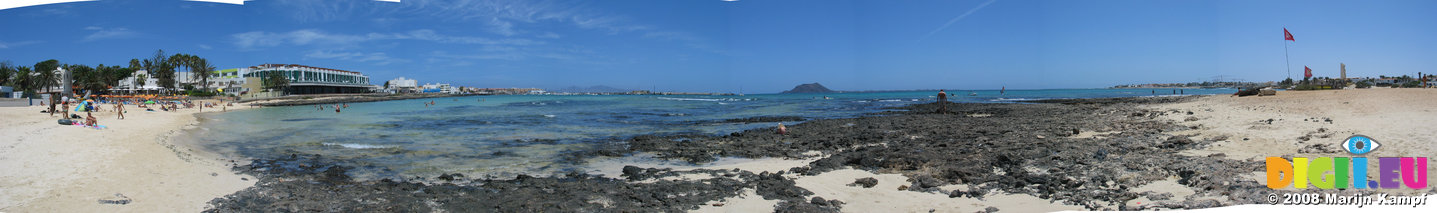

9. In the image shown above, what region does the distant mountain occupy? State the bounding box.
[551,85,633,93]
[780,83,836,93]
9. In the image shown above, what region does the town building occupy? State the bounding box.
[240,64,372,94]
[387,77,419,93]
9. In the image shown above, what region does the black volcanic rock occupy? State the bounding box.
[781,83,836,93]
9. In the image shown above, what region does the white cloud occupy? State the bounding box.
[304,50,410,65]
[82,27,140,42]
[230,29,541,49]
[273,0,652,37]
[0,40,42,49]
[198,44,213,49]
[921,0,999,41]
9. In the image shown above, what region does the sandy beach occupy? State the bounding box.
[5,89,1435,212]
[1155,88,1437,192]
[0,101,253,212]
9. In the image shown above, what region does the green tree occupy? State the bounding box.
[188,57,216,92]
[14,66,33,95]
[142,50,174,94]
[263,73,289,94]
[34,59,60,95]
[103,65,135,90]
[67,64,101,94]
[0,61,13,86]
[133,73,147,89]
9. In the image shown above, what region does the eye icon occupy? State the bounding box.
[1343,135,1380,155]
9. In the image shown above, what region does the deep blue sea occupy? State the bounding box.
[189,88,1234,180]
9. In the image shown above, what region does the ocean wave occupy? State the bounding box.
[323,143,397,149]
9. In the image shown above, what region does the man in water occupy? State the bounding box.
[936,89,948,113]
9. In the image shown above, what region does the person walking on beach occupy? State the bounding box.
[115,103,125,120]
[936,89,948,113]
[777,122,788,135]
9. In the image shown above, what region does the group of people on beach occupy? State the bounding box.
[38,96,240,129]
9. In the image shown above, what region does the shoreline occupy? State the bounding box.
[7,89,1435,211]
[201,94,1231,211]
[242,93,480,106]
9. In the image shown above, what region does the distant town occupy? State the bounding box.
[1113,74,1436,90]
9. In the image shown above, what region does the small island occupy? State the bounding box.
[780,83,836,93]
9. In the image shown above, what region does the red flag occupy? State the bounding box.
[1284,28,1295,41]
[1304,66,1312,78]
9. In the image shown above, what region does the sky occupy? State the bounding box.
[0,0,1434,93]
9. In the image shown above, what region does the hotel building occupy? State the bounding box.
[241,64,373,94]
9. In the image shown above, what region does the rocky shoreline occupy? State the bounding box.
[205,96,1279,211]
[241,93,479,107]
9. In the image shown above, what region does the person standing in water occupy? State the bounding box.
[936,89,948,113]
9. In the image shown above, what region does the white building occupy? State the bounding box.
[388,77,418,89]
[422,83,457,94]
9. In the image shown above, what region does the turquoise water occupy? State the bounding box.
[191,88,1233,180]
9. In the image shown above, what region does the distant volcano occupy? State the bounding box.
[780,83,836,93]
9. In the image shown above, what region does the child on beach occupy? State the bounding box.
[777,123,788,135]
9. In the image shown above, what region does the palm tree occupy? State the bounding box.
[134,73,147,91]
[142,50,173,94]
[67,64,100,94]
[14,66,33,95]
[189,57,216,92]
[34,59,60,96]
[0,61,14,87]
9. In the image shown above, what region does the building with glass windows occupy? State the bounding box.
[240,64,373,94]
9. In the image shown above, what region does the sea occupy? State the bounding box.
[186,88,1235,180]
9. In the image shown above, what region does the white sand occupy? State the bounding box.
[0,101,254,212]
[792,169,1086,213]
[1155,88,1437,187]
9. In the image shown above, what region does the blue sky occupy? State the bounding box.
[1,0,1434,93]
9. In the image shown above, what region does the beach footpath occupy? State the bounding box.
[0,102,254,212]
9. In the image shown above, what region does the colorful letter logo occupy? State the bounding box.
[1265,135,1428,189]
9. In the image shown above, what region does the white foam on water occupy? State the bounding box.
[323,143,396,149]
[656,97,752,102]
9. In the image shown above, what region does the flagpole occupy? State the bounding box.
[1285,37,1291,82]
